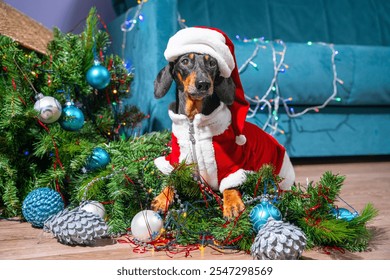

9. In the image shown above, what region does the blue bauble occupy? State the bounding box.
[22,187,64,228]
[59,102,85,131]
[85,147,111,171]
[331,207,358,221]
[86,64,111,89]
[250,199,282,232]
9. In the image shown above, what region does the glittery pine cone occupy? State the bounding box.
[43,207,108,246]
[251,219,307,260]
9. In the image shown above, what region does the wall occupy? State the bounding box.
[4,0,116,33]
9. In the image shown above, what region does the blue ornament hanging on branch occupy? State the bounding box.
[86,62,111,90]
[59,102,85,131]
[22,187,64,228]
[84,147,111,171]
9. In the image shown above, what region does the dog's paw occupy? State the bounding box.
[151,186,174,213]
[223,189,245,220]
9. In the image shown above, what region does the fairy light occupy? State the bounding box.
[237,37,343,135]
[121,1,146,62]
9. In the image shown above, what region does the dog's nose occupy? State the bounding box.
[195,81,211,91]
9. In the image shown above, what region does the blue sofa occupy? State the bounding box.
[108,0,390,157]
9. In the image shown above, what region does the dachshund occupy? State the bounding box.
[151,52,295,220]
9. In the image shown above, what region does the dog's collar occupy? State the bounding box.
[168,103,231,137]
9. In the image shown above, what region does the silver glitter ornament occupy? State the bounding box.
[251,219,307,260]
[43,207,108,246]
[33,93,62,123]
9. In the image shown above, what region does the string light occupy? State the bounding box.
[121,1,147,63]
[237,38,343,135]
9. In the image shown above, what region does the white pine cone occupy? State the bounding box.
[251,219,307,260]
[43,207,108,246]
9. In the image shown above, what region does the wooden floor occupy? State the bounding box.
[1,159,389,260]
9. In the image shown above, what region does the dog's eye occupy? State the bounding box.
[181,58,189,65]
[209,60,217,68]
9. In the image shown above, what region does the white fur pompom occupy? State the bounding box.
[235,134,247,145]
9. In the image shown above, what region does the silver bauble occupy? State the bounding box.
[130,210,164,242]
[251,219,307,260]
[33,93,62,123]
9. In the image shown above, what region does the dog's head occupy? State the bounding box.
[154,52,235,117]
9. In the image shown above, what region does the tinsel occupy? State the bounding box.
[43,206,108,245]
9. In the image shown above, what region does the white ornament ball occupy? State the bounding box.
[80,201,106,219]
[131,210,164,242]
[33,93,62,123]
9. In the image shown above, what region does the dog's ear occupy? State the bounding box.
[154,63,174,99]
[214,76,235,105]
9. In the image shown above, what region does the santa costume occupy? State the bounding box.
[154,27,295,192]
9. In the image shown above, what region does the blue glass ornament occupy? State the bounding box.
[22,187,64,228]
[86,64,111,89]
[331,207,358,221]
[85,147,111,171]
[250,199,282,232]
[59,102,85,131]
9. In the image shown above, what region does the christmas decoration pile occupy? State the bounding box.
[43,201,108,246]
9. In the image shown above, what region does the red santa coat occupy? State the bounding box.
[154,103,286,192]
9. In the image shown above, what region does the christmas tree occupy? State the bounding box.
[0,7,147,230]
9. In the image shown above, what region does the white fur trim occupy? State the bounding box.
[235,134,247,145]
[169,103,231,139]
[154,156,174,175]
[168,103,232,190]
[278,153,295,190]
[164,27,235,78]
[219,169,247,193]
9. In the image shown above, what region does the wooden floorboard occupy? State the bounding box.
[1,160,389,260]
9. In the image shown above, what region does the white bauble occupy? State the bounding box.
[131,210,164,242]
[80,201,106,219]
[33,93,62,123]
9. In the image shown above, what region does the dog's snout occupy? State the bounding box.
[195,80,211,91]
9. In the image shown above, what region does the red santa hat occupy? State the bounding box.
[164,27,250,145]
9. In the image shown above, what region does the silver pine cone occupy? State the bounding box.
[251,219,307,260]
[43,207,108,246]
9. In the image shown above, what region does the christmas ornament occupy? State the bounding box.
[85,147,111,171]
[130,210,164,242]
[22,187,64,228]
[331,207,359,221]
[80,200,106,219]
[43,207,108,246]
[86,63,111,89]
[250,198,282,232]
[251,219,307,260]
[33,93,62,124]
[59,102,85,131]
